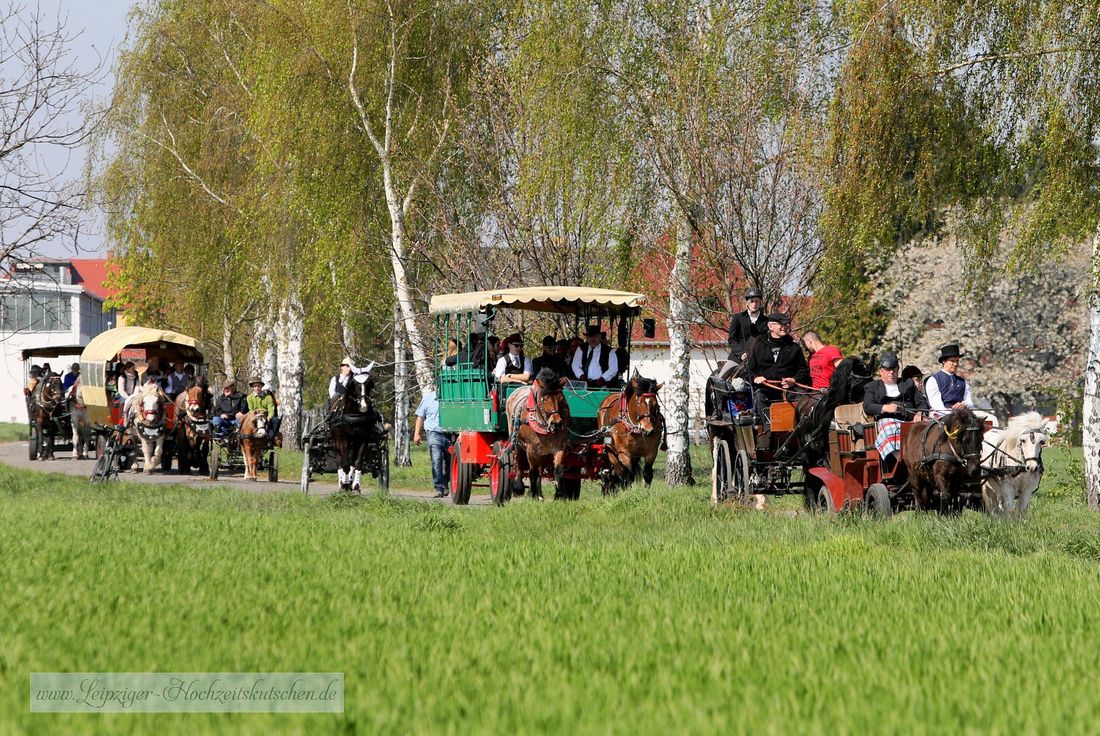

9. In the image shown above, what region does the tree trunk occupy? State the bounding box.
[393,303,412,467]
[380,158,434,393]
[665,222,695,486]
[1085,230,1100,509]
[222,313,236,383]
[275,289,305,451]
[330,260,359,359]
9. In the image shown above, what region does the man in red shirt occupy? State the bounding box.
[801,330,843,389]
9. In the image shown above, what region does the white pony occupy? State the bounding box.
[68,378,90,459]
[126,382,169,473]
[981,411,1048,518]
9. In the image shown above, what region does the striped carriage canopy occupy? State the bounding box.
[429,286,647,315]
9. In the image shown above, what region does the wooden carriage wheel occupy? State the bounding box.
[711,438,732,504]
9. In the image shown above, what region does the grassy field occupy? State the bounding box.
[1,446,1099,734]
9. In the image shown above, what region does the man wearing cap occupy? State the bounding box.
[727,288,768,361]
[925,343,973,418]
[246,377,280,438]
[212,379,247,435]
[493,334,534,384]
[532,335,569,379]
[329,357,355,399]
[864,352,928,470]
[745,313,810,422]
[572,324,619,388]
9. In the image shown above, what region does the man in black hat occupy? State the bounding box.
[572,324,619,387]
[727,287,768,361]
[864,352,928,471]
[926,343,972,418]
[532,335,569,378]
[745,313,809,421]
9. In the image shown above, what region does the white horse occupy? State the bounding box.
[127,383,168,474]
[68,378,90,460]
[982,411,1048,518]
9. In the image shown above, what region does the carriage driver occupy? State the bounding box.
[329,357,355,398]
[212,379,247,435]
[864,352,928,472]
[745,313,809,423]
[572,324,619,388]
[246,377,280,439]
[925,343,973,419]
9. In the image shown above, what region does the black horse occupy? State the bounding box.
[791,356,872,506]
[330,373,386,492]
[31,373,67,461]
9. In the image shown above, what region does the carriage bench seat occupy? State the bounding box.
[832,403,873,452]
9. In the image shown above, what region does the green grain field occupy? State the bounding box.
[1,447,1098,734]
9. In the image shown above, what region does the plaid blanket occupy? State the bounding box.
[875,419,902,457]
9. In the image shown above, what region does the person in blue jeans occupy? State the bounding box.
[413,387,450,498]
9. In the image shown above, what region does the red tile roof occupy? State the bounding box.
[67,259,111,300]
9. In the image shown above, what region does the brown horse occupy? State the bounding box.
[174,384,212,475]
[239,410,270,481]
[505,367,570,500]
[901,408,985,513]
[596,376,664,494]
[31,373,65,460]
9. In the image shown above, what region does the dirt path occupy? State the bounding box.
[0,441,489,505]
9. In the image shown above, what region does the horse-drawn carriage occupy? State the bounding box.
[432,286,659,505]
[299,366,389,494]
[81,327,208,480]
[23,344,88,461]
[707,357,1018,515]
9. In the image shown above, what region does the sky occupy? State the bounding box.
[28,0,137,258]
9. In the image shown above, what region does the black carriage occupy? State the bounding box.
[299,412,389,494]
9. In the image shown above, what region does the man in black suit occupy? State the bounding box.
[746,312,809,423]
[863,352,928,471]
[727,287,768,361]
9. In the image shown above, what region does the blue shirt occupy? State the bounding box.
[415,390,441,433]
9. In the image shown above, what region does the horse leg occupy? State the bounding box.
[352,441,364,492]
[72,420,81,460]
[642,448,657,487]
[177,433,191,475]
[152,436,164,473]
[529,451,543,500]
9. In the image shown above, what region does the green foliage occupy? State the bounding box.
[2,449,1100,733]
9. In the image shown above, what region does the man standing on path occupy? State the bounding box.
[414,384,450,498]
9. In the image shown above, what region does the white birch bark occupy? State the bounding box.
[222,312,236,384]
[275,288,305,450]
[665,222,695,485]
[1085,229,1100,510]
[393,303,412,466]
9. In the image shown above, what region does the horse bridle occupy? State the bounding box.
[919,416,982,469]
[617,391,660,436]
[527,386,566,434]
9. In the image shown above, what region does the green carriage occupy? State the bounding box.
[430,286,647,504]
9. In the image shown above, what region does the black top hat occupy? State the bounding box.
[766,312,791,325]
[584,324,601,337]
[745,287,762,300]
[542,335,557,347]
[879,352,900,370]
[937,344,963,363]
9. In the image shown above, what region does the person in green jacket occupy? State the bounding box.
[246,378,280,439]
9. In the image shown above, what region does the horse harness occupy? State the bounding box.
[916,416,981,470]
[523,384,567,436]
[615,390,660,436]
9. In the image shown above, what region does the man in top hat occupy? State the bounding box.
[493,333,533,384]
[572,324,619,388]
[925,343,972,418]
[864,352,928,470]
[727,287,768,362]
[213,379,247,435]
[329,357,356,399]
[745,312,809,422]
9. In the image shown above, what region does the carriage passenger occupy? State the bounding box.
[925,343,972,418]
[800,331,842,390]
[62,363,80,392]
[142,357,166,389]
[444,331,486,369]
[328,357,355,398]
[212,379,247,435]
[727,288,768,362]
[493,334,533,384]
[246,377,280,439]
[572,324,619,388]
[532,335,570,379]
[166,361,191,399]
[116,362,139,404]
[863,352,928,472]
[25,365,42,397]
[746,313,809,423]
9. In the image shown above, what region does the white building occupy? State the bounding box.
[0,259,116,422]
